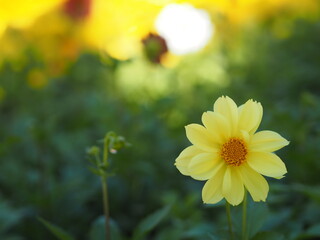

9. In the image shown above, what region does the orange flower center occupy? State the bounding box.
[220,138,247,166]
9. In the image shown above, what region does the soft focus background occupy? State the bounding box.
[1,0,320,239]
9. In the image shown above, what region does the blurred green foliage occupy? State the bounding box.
[0,17,320,240]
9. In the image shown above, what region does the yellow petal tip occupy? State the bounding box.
[274,175,286,180]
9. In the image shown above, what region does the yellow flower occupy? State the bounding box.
[175,96,289,206]
[82,0,163,60]
[0,0,64,32]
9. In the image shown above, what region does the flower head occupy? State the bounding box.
[175,96,289,206]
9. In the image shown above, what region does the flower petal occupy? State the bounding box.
[240,130,250,143]
[250,130,289,152]
[201,111,231,144]
[175,145,203,176]
[239,163,269,202]
[213,96,238,135]
[238,99,263,135]
[247,152,287,178]
[222,166,244,206]
[202,164,226,204]
[188,152,223,180]
[185,124,218,152]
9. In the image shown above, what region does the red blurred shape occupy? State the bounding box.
[142,33,168,64]
[64,0,91,19]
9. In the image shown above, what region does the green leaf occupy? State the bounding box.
[263,208,291,230]
[0,234,24,240]
[133,205,171,240]
[207,234,219,240]
[0,201,25,233]
[183,223,213,238]
[251,231,284,240]
[247,203,269,238]
[89,216,122,240]
[307,223,320,236]
[292,184,320,204]
[38,218,75,240]
[295,223,320,239]
[88,166,104,177]
[154,227,183,240]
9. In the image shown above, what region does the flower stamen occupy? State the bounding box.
[220,138,247,166]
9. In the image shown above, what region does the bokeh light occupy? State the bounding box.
[155,3,214,55]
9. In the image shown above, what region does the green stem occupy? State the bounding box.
[242,190,248,240]
[101,177,110,240]
[226,202,234,240]
[103,137,109,166]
